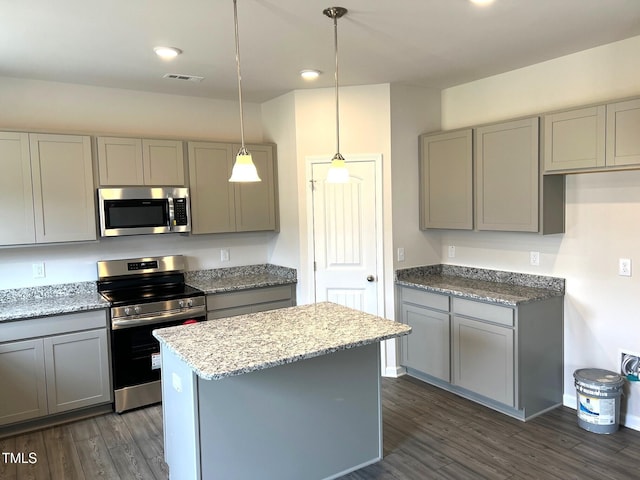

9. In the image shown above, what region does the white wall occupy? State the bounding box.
[0,76,270,288]
[440,35,640,428]
[389,84,442,271]
[263,84,393,308]
[261,92,300,276]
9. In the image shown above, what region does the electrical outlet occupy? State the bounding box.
[397,247,405,262]
[221,248,230,262]
[448,246,456,258]
[530,251,540,266]
[621,351,640,381]
[32,262,45,278]
[619,258,632,277]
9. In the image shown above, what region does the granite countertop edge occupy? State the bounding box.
[163,330,408,381]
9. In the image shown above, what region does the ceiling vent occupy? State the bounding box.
[162,73,204,82]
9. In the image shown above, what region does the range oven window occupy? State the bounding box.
[111,316,204,390]
[104,199,169,229]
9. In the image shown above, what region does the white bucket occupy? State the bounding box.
[573,368,625,434]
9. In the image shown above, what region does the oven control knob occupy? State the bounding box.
[178,300,185,308]
[134,306,141,314]
[187,299,194,307]
[124,307,131,316]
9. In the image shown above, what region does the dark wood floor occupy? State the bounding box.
[2,375,640,479]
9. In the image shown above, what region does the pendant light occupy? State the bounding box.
[229,0,261,182]
[323,6,349,183]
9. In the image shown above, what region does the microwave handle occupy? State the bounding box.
[167,197,175,230]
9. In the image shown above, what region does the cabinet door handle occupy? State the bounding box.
[367,275,376,282]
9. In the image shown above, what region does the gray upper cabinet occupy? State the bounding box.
[543,97,640,174]
[30,134,97,243]
[188,142,236,234]
[0,132,35,245]
[606,98,640,167]
[97,136,185,186]
[543,106,606,172]
[0,132,96,246]
[419,129,473,230]
[475,117,539,232]
[233,143,278,232]
[188,141,279,234]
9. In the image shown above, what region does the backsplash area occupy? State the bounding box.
[0,231,275,290]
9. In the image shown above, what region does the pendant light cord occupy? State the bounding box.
[233,0,246,151]
[332,10,340,155]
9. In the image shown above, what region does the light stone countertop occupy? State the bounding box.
[153,302,411,380]
[185,264,296,294]
[0,283,109,322]
[395,264,565,306]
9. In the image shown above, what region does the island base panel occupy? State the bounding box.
[162,342,383,480]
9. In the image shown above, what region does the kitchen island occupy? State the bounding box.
[153,302,411,480]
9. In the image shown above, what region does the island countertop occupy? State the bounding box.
[153,302,411,380]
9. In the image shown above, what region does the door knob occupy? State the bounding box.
[367,275,375,282]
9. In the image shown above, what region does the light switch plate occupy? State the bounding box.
[221,248,230,262]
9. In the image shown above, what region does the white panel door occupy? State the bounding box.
[311,160,378,315]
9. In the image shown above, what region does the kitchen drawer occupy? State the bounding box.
[452,298,514,327]
[0,309,109,343]
[207,285,294,311]
[401,287,449,312]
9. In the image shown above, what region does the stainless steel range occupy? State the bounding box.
[97,255,205,413]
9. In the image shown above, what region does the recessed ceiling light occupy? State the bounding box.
[469,0,495,5]
[300,69,321,80]
[154,46,183,59]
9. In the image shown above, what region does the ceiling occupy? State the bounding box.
[2,0,640,103]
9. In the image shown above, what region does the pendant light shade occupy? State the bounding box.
[229,0,261,183]
[324,6,349,184]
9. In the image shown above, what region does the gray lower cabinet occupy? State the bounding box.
[399,289,450,382]
[398,286,563,421]
[452,313,514,407]
[206,284,296,320]
[0,339,47,425]
[0,310,112,427]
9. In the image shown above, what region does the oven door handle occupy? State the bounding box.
[111,306,206,330]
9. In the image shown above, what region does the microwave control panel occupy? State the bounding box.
[174,198,188,226]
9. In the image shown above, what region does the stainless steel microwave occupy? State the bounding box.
[98,187,191,237]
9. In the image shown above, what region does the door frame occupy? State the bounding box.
[305,153,385,317]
